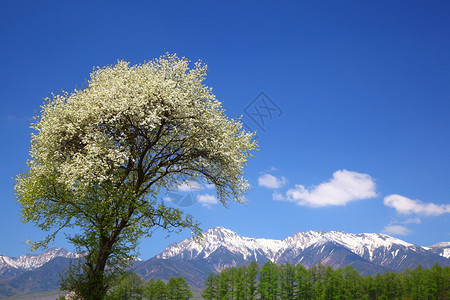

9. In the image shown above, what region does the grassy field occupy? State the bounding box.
[0,290,66,300]
[0,286,205,300]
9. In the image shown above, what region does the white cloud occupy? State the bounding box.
[197,194,218,208]
[384,194,450,216]
[272,191,285,201]
[258,174,287,189]
[204,183,216,189]
[402,217,422,224]
[265,166,278,172]
[382,225,412,236]
[282,169,376,207]
[177,181,203,192]
[163,196,174,202]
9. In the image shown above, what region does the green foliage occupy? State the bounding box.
[143,277,192,300]
[59,261,107,299]
[143,278,167,300]
[279,263,295,300]
[258,261,279,299]
[244,261,259,300]
[15,54,256,298]
[107,273,144,300]
[202,262,450,300]
[167,277,193,300]
[202,273,219,300]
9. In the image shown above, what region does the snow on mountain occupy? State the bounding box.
[153,227,450,276]
[157,226,433,265]
[429,242,450,259]
[300,231,415,261]
[0,248,77,271]
[157,226,285,261]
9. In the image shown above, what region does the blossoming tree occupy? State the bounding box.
[15,54,256,299]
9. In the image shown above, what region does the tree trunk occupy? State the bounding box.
[78,237,115,299]
[83,224,126,299]
[82,252,109,300]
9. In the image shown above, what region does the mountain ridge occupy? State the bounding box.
[0,248,78,280]
[137,226,450,286]
[1,227,449,294]
[157,226,431,263]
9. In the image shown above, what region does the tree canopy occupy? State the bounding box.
[202,262,450,300]
[15,54,256,298]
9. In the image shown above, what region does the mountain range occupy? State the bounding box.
[135,227,450,285]
[0,248,78,280]
[0,227,449,296]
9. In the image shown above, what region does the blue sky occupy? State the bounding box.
[1,0,449,259]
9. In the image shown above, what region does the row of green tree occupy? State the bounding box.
[107,274,193,300]
[202,261,449,300]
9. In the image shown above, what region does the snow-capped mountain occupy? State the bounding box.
[0,248,77,279]
[155,226,449,275]
[429,242,450,259]
[1,228,449,294]
[157,226,418,263]
[157,226,286,262]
